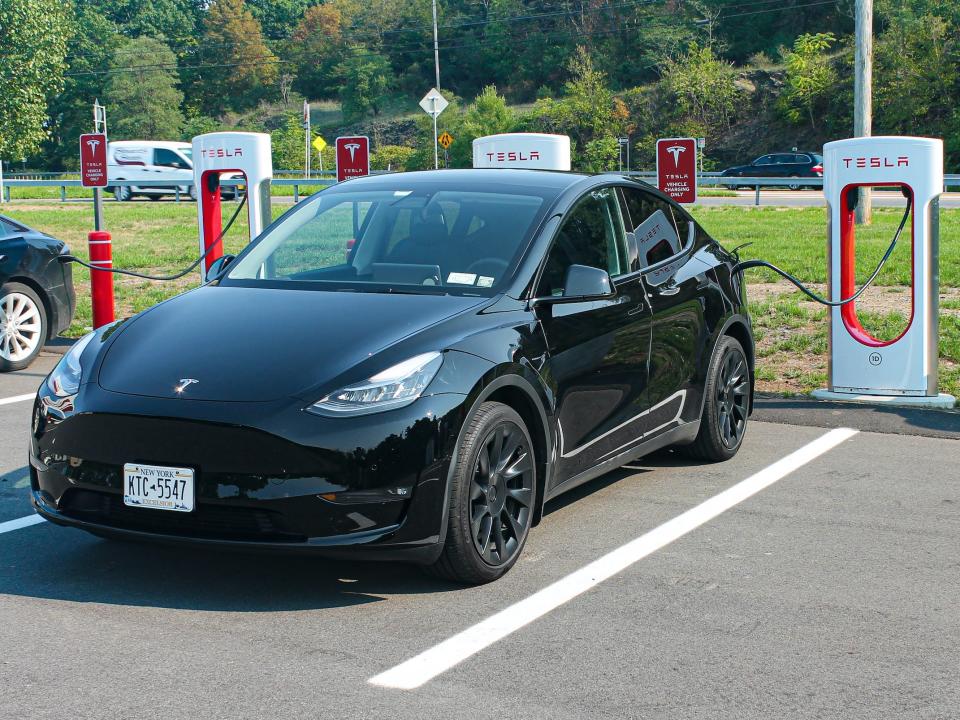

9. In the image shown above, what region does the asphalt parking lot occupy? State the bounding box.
[1,353,958,719]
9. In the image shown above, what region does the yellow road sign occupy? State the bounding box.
[437,131,454,150]
[312,136,327,152]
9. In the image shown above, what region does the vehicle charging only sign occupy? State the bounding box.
[79,133,108,188]
[335,136,370,182]
[656,137,697,204]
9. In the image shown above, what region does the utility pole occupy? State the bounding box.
[432,0,441,90]
[854,0,873,225]
[92,99,107,231]
[303,100,311,179]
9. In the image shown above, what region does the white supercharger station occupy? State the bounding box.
[473,133,571,170]
[192,131,273,276]
[812,136,955,408]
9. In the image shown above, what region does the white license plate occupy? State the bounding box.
[123,463,194,512]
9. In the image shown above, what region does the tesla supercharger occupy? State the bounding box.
[192,131,272,276]
[472,133,571,170]
[812,136,955,408]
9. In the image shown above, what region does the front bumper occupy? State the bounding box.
[30,386,470,562]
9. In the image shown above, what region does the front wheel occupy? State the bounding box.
[428,402,537,584]
[683,336,750,461]
[0,282,48,372]
[787,175,802,191]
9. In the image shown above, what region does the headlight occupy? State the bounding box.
[307,351,443,416]
[47,332,95,397]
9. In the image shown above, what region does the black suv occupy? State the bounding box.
[720,152,823,189]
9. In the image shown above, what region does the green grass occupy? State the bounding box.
[3,201,957,399]
[689,205,960,288]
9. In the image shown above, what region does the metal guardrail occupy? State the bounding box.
[0,177,335,203]
[3,174,960,206]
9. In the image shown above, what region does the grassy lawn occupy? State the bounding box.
[3,201,957,400]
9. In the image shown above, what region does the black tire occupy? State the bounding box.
[149,194,161,201]
[683,336,750,462]
[0,282,48,372]
[427,402,537,584]
[787,175,802,190]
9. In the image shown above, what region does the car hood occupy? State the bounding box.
[97,286,485,401]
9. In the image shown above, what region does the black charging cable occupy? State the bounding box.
[58,194,247,281]
[732,192,912,308]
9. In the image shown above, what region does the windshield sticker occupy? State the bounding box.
[476,276,495,287]
[447,272,477,285]
[393,190,413,198]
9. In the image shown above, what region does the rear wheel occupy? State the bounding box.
[683,336,750,461]
[0,282,47,372]
[113,184,131,201]
[428,402,536,584]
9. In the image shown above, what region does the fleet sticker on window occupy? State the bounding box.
[447,272,477,285]
[476,276,495,288]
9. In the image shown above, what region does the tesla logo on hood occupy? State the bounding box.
[666,145,686,167]
[174,378,199,394]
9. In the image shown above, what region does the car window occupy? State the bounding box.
[154,148,188,169]
[619,187,683,271]
[536,188,628,298]
[225,188,548,296]
[753,155,773,166]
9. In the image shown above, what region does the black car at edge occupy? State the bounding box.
[720,151,823,189]
[1,213,75,371]
[30,169,753,584]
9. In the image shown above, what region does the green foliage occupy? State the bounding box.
[778,32,836,128]
[371,145,414,172]
[286,3,347,100]
[104,37,185,140]
[270,112,309,172]
[195,0,278,116]
[582,136,621,173]
[659,43,739,131]
[336,47,393,124]
[246,0,314,39]
[0,0,71,160]
[181,112,222,141]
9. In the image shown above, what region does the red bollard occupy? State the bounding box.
[87,231,115,328]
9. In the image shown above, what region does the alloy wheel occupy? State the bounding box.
[469,422,534,566]
[717,346,749,449]
[0,292,43,362]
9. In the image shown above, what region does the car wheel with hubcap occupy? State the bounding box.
[682,336,750,461]
[0,282,47,372]
[428,401,536,584]
[787,175,802,190]
[113,184,131,202]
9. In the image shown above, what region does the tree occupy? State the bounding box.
[196,0,279,115]
[0,0,71,161]
[287,3,347,99]
[659,43,740,131]
[247,0,315,39]
[104,38,185,140]
[778,33,836,129]
[336,47,392,124]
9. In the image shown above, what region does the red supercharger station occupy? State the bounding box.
[812,136,955,408]
[192,132,273,277]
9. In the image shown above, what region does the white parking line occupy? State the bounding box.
[0,514,44,534]
[369,427,859,690]
[0,393,35,407]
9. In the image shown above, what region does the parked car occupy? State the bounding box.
[720,152,823,189]
[0,214,75,371]
[107,140,239,201]
[30,169,753,584]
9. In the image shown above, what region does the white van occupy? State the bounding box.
[107,141,196,201]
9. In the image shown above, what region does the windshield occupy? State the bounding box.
[224,187,549,295]
[181,148,192,160]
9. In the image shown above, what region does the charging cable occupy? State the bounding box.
[58,194,247,281]
[732,193,912,307]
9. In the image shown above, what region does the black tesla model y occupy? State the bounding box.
[31,169,753,583]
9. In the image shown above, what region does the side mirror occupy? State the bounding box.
[205,254,235,282]
[531,264,616,306]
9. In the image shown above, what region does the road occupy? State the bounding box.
[0,355,958,719]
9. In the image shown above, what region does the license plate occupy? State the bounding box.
[123,463,194,512]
